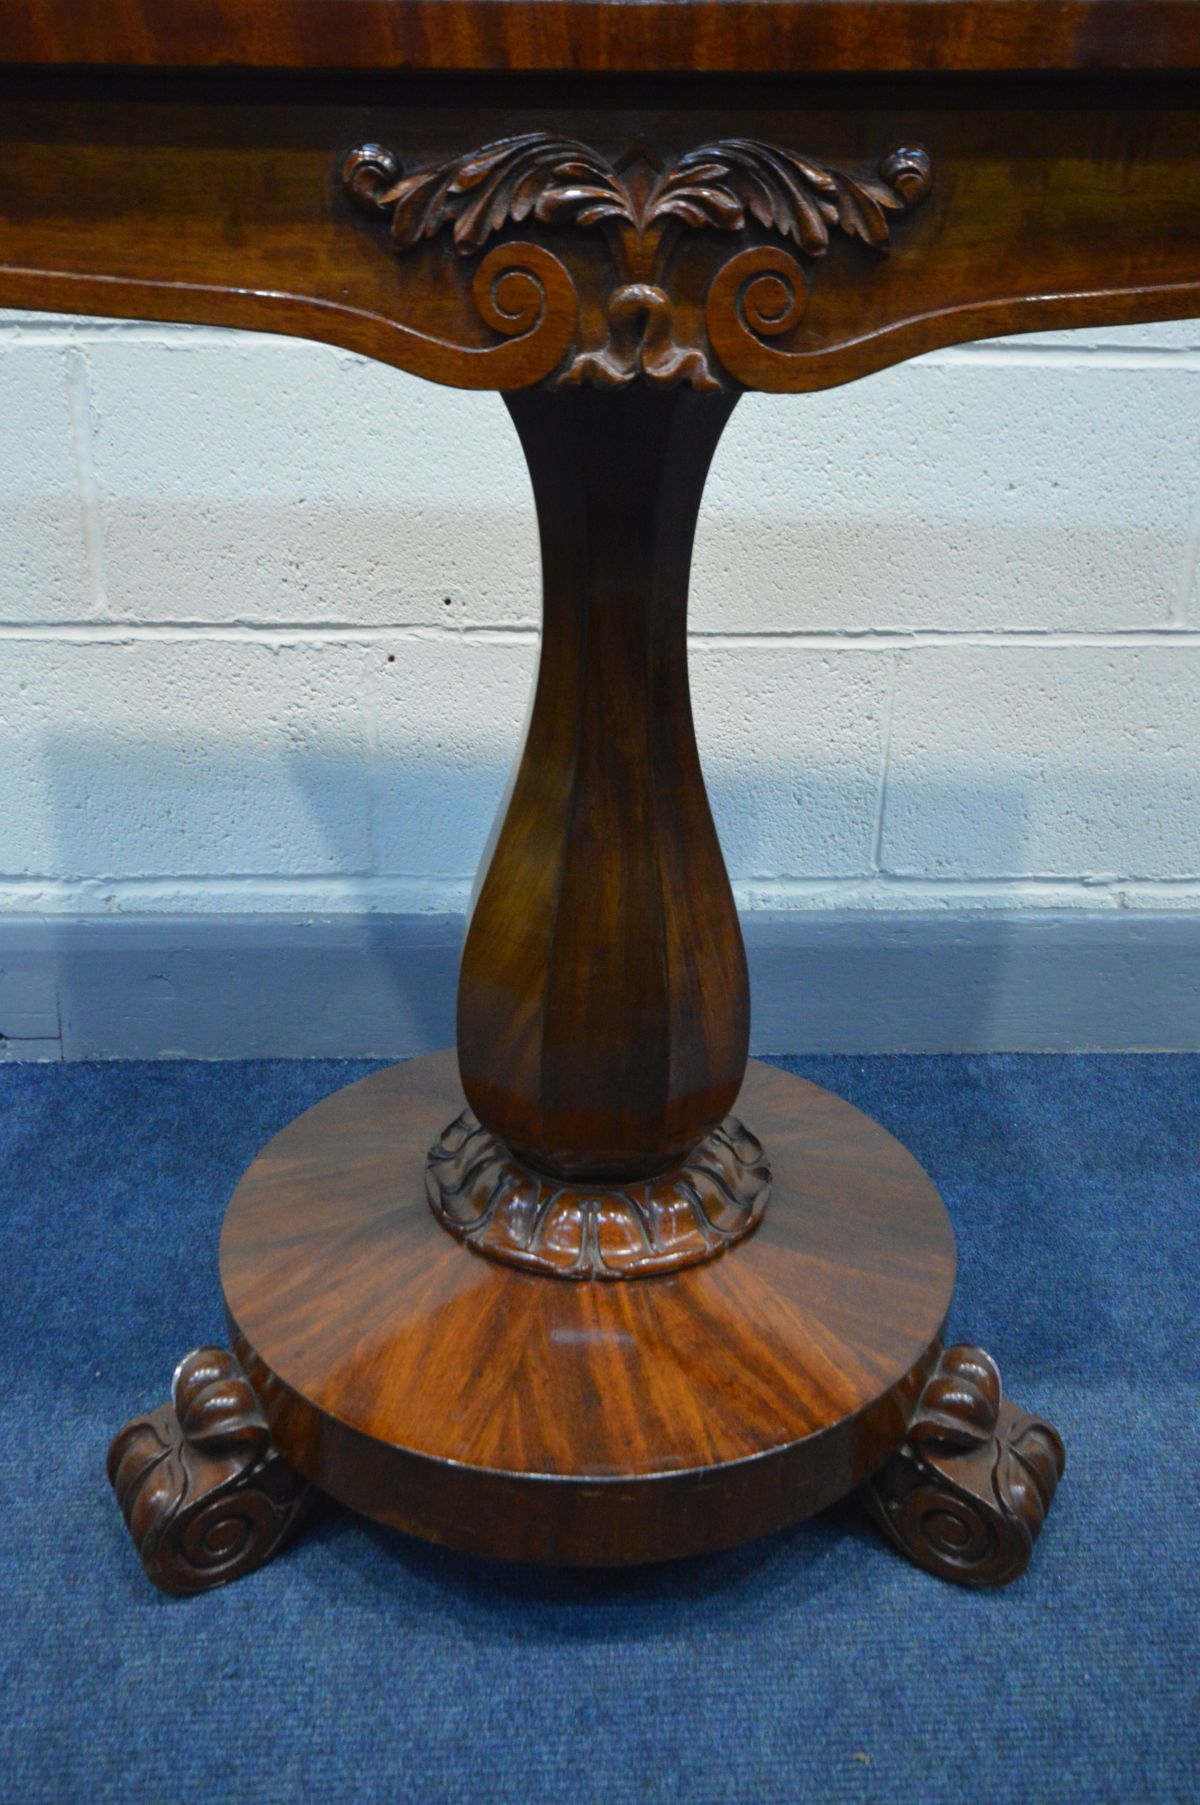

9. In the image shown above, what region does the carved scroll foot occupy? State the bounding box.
[861,1344,1065,1588]
[107,1346,314,1597]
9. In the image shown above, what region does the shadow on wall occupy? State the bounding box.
[18,722,1199,1054]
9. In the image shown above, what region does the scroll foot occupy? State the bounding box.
[861,1343,1065,1588]
[107,1346,314,1596]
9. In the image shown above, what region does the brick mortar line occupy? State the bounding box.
[1174,482,1200,627]
[1,874,1196,894]
[0,624,1197,649]
[870,651,900,873]
[62,344,110,622]
[2,322,1199,367]
[924,344,1200,369]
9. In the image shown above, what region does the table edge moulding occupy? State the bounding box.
[4,1,1200,73]
[5,0,1193,1595]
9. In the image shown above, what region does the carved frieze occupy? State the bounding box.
[342,134,932,390]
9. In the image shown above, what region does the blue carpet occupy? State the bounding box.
[1,1053,1197,1804]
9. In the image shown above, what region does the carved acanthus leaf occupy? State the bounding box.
[349,133,931,260]
[649,142,931,253]
[341,134,932,390]
[365,134,634,255]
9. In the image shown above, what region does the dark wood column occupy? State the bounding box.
[456,388,747,1183]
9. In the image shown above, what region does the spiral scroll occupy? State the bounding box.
[341,136,932,390]
[342,145,579,387]
[704,245,813,386]
[862,1344,1065,1588]
[107,1346,312,1596]
[430,241,580,389]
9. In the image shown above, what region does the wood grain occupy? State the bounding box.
[2,71,1199,394]
[458,388,747,1180]
[862,1343,1066,1586]
[3,1,1200,74]
[342,132,932,391]
[107,1346,314,1595]
[425,1103,772,1278]
[220,1050,957,1565]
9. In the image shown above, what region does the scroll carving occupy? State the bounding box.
[426,1108,771,1278]
[862,1344,1066,1588]
[342,136,932,390]
[107,1346,313,1596]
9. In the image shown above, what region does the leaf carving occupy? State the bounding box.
[347,133,932,261]
[370,134,634,256]
[651,140,932,254]
[340,135,932,393]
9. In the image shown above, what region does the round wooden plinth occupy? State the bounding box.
[220,1051,956,1567]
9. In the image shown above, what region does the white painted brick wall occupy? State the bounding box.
[1,309,1197,917]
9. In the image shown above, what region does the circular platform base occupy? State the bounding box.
[220,1051,956,1566]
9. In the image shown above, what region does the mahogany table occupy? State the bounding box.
[6,0,1198,1596]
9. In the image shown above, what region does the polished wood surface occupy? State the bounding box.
[3,70,1200,394]
[862,1344,1066,1586]
[341,133,933,393]
[460,390,746,1179]
[4,0,1200,74]
[425,1100,771,1278]
[107,1347,313,1596]
[220,1050,956,1565]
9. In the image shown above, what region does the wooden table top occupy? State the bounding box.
[3,0,1200,74]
